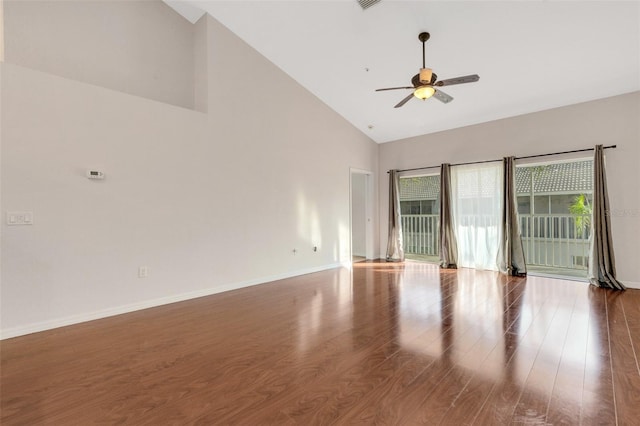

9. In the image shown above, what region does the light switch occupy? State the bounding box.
[6,211,34,226]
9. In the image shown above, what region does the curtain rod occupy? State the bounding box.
[388,145,617,174]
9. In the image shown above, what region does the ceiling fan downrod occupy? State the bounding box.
[419,32,430,68]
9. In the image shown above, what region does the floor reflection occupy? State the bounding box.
[353,263,599,398]
[394,265,520,379]
[351,260,614,421]
[295,268,353,353]
[295,260,616,418]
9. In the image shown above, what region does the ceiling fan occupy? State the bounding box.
[376,32,480,108]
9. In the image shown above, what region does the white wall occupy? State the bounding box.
[0,6,379,337]
[351,173,367,257]
[4,0,195,109]
[379,92,640,287]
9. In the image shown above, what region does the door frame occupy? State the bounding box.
[349,168,375,261]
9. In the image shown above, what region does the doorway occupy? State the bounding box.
[350,169,374,263]
[515,158,593,279]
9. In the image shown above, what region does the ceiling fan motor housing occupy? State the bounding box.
[419,68,433,84]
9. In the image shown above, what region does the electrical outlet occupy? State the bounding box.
[313,246,318,252]
[138,266,149,278]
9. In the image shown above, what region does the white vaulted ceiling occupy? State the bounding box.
[166,1,640,143]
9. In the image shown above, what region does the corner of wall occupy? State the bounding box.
[0,0,5,62]
[193,13,208,113]
[4,0,197,110]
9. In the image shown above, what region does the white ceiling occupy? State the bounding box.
[167,1,640,143]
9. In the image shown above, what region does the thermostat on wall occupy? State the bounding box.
[86,170,105,179]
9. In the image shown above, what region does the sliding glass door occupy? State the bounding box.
[399,175,440,261]
[451,163,503,271]
[515,159,593,278]
[397,158,593,278]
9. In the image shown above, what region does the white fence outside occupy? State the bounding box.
[519,214,590,271]
[401,215,439,256]
[401,213,590,271]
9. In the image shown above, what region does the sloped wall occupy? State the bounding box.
[4,0,195,109]
[1,6,379,337]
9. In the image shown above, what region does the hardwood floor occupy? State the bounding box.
[1,261,639,425]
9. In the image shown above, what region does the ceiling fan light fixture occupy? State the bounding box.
[414,86,435,100]
[419,68,432,84]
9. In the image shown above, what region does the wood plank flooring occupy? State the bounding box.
[1,261,639,425]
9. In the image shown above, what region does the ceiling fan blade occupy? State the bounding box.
[433,89,454,104]
[394,93,415,108]
[434,74,480,87]
[376,86,414,92]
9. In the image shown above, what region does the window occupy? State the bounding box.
[451,163,502,271]
[515,159,593,276]
[398,175,440,258]
[400,199,438,215]
[517,196,531,214]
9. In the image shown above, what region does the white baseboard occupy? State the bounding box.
[5,263,635,340]
[0,263,345,340]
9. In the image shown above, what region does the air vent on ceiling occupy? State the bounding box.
[358,0,381,10]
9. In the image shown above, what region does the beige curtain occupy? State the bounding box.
[498,157,527,276]
[439,164,458,268]
[386,170,405,262]
[589,145,625,290]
